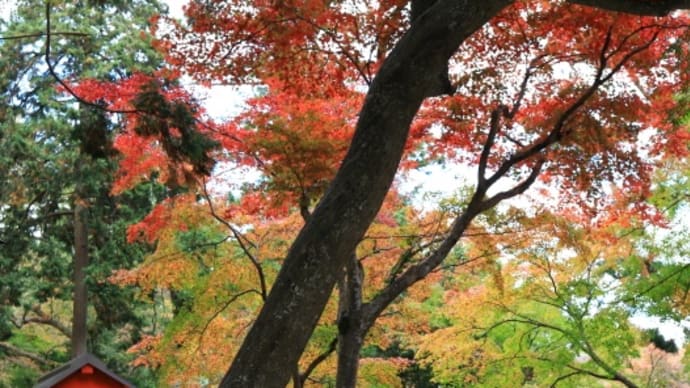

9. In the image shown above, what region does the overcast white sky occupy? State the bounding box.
[166,0,186,19]
[0,0,13,20]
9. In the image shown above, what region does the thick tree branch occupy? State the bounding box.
[22,306,72,338]
[362,193,483,324]
[579,335,639,387]
[299,192,312,222]
[494,301,640,388]
[411,0,454,97]
[482,23,664,193]
[568,0,690,16]
[479,159,544,212]
[335,255,365,386]
[363,137,544,324]
[549,371,584,387]
[478,107,504,189]
[385,237,444,284]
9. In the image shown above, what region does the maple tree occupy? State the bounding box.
[156,1,690,386]
[29,0,690,386]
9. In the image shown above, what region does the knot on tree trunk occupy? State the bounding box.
[337,314,350,335]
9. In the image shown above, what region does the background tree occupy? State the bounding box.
[0,0,171,385]
[418,214,645,387]
[414,161,690,387]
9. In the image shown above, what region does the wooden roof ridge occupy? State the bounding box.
[34,352,134,388]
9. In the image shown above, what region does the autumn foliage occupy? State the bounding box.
[57,0,690,385]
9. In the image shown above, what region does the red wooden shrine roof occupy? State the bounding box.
[34,352,134,388]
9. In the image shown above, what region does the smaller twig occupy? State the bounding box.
[195,289,262,350]
[202,182,268,300]
[299,337,338,385]
[44,1,137,114]
[1,31,88,40]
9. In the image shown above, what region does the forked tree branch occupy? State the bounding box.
[362,20,671,330]
[16,306,72,338]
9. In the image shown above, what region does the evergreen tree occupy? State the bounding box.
[0,0,168,384]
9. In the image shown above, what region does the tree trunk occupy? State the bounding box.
[336,327,365,388]
[221,2,512,386]
[335,256,364,388]
[71,201,88,357]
